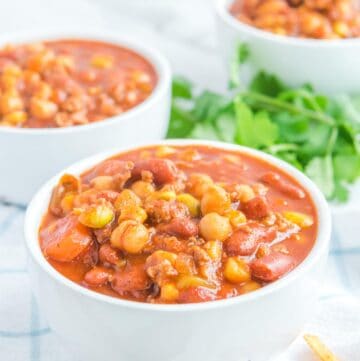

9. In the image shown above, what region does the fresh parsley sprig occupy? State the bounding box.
[168,72,360,202]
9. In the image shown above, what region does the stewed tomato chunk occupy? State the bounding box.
[39,145,317,304]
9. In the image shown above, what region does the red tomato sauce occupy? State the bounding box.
[0,39,157,128]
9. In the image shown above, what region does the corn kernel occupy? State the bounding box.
[176,193,200,217]
[226,209,247,228]
[333,21,350,38]
[131,180,155,200]
[283,211,314,228]
[91,54,113,69]
[239,281,261,294]
[176,275,213,290]
[114,189,141,211]
[149,190,176,202]
[160,283,179,302]
[204,240,223,261]
[224,257,251,284]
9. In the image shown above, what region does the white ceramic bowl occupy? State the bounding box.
[25,139,331,361]
[215,0,360,94]
[0,31,171,205]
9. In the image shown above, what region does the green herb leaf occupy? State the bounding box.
[172,76,193,99]
[250,71,286,97]
[234,97,278,148]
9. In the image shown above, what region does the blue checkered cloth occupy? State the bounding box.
[0,203,359,360]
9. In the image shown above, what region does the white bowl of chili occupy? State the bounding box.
[0,30,171,205]
[25,139,331,361]
[215,0,360,94]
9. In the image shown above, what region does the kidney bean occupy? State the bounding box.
[83,160,134,183]
[84,266,113,286]
[158,218,199,238]
[132,159,179,185]
[98,243,121,265]
[111,264,151,294]
[178,287,217,304]
[241,196,271,219]
[225,223,277,256]
[250,251,295,281]
[261,172,305,199]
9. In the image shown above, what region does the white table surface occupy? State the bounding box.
[0,1,359,360]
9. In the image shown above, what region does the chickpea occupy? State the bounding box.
[131,180,155,200]
[176,193,200,217]
[200,185,231,215]
[34,82,53,99]
[23,70,41,87]
[30,97,58,119]
[90,176,116,191]
[61,94,86,113]
[299,10,332,38]
[283,211,314,228]
[118,205,147,224]
[110,220,149,254]
[78,203,115,229]
[114,189,141,211]
[2,111,27,126]
[99,94,122,116]
[236,184,255,203]
[125,90,138,106]
[0,93,23,114]
[224,257,251,284]
[256,0,288,16]
[199,213,232,242]
[160,283,179,302]
[27,50,55,72]
[187,173,213,198]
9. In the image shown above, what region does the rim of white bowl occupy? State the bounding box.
[25,139,331,312]
[215,0,360,47]
[0,30,171,135]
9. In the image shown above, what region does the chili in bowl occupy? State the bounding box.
[25,140,331,361]
[215,0,360,94]
[0,31,171,204]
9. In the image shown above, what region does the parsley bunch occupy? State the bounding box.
[167,73,360,202]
